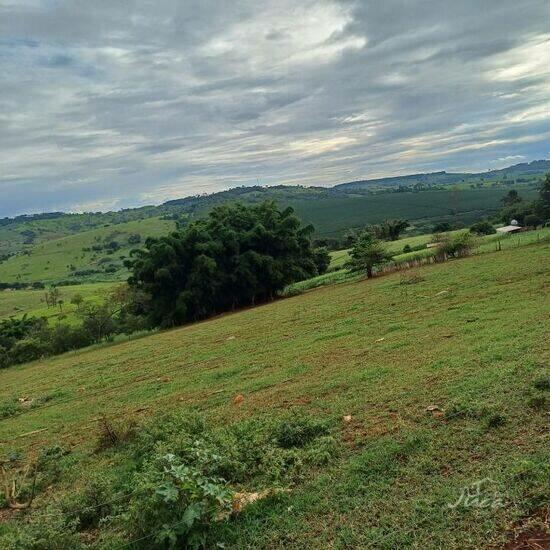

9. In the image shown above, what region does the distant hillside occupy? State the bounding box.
[0,160,546,261]
[334,159,550,190]
[0,217,175,284]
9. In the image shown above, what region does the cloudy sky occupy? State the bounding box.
[1,0,549,216]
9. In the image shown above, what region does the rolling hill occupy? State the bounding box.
[0,217,175,284]
[0,160,547,260]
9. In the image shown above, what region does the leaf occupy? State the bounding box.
[155,483,179,503]
[182,502,203,529]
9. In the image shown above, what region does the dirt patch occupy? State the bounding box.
[501,508,550,549]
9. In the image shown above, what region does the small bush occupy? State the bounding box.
[123,452,233,549]
[0,397,18,419]
[436,231,477,259]
[273,414,329,449]
[470,221,496,235]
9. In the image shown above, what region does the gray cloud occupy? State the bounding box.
[1,0,549,216]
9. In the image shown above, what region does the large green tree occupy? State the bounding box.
[127,201,329,327]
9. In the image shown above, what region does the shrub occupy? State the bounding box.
[128,233,142,245]
[10,337,51,364]
[0,397,18,419]
[49,324,92,354]
[403,244,412,253]
[533,377,550,391]
[524,213,543,228]
[470,221,496,235]
[273,414,329,449]
[436,231,477,259]
[123,452,233,549]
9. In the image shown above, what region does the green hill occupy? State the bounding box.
[0,217,175,284]
[1,160,546,258]
[0,241,548,548]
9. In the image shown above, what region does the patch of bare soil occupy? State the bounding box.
[501,508,550,550]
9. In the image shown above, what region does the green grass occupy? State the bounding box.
[0,217,175,284]
[329,228,550,270]
[0,282,115,325]
[0,241,548,548]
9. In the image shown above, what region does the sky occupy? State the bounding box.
[1,0,550,217]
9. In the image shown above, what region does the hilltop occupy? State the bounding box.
[334,159,550,190]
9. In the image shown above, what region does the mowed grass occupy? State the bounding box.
[0,217,175,284]
[0,242,548,547]
[0,282,115,324]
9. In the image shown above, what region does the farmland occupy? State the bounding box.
[0,241,548,548]
[0,282,115,325]
[0,217,175,284]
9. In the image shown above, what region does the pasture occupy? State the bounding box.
[0,217,175,284]
[0,241,548,548]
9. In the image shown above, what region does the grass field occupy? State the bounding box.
[0,241,548,548]
[0,282,115,325]
[0,217,175,284]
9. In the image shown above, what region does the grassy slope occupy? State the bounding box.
[0,242,548,547]
[0,217,175,284]
[0,282,115,325]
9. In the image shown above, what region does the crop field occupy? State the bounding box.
[0,241,548,548]
[0,217,175,284]
[288,187,538,237]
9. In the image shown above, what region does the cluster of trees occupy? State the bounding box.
[498,174,550,227]
[0,286,148,369]
[0,202,328,368]
[127,202,330,327]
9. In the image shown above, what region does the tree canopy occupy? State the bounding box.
[345,231,391,278]
[127,201,330,327]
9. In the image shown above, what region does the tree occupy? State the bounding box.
[345,231,392,278]
[524,214,543,228]
[45,287,60,308]
[79,303,117,343]
[501,189,522,207]
[127,233,142,245]
[436,232,477,259]
[433,222,452,233]
[534,173,550,222]
[127,201,329,327]
[470,221,496,236]
[70,293,84,310]
[375,219,410,241]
